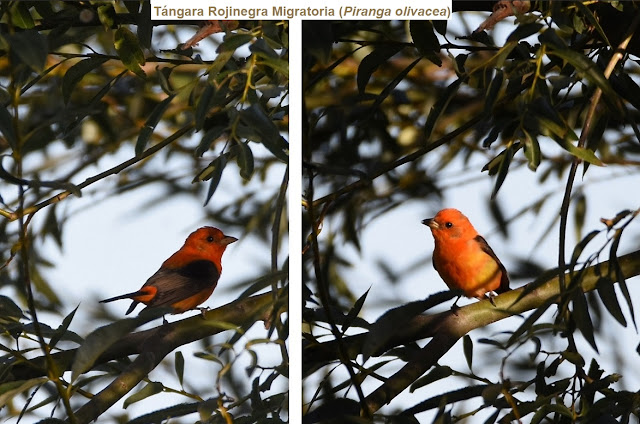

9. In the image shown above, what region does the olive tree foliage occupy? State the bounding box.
[0,2,288,423]
[303,3,640,423]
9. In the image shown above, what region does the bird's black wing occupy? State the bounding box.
[144,259,220,307]
[475,235,510,293]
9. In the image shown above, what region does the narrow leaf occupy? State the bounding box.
[50,305,79,349]
[0,105,18,150]
[6,31,48,72]
[62,57,110,104]
[137,1,153,49]
[71,309,167,381]
[201,154,228,206]
[135,94,176,155]
[115,27,146,77]
[218,33,254,53]
[236,141,254,180]
[343,287,370,332]
[596,277,627,327]
[411,365,453,392]
[195,84,214,130]
[239,104,288,162]
[175,351,185,386]
[357,44,404,94]
[195,125,227,157]
[123,382,164,408]
[463,335,473,371]
[410,20,442,66]
[572,289,599,352]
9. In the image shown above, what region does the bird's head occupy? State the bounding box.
[186,227,238,255]
[422,208,478,242]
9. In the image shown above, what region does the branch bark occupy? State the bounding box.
[304,249,640,414]
[6,292,276,423]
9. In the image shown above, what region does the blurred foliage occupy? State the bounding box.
[303,3,640,423]
[0,1,288,423]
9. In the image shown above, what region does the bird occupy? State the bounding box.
[422,208,509,305]
[100,227,237,315]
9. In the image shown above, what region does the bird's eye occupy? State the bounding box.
[445,222,453,228]
[206,236,214,242]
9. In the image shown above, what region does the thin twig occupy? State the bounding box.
[4,125,192,222]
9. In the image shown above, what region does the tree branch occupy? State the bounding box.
[6,292,274,385]
[304,249,640,413]
[363,249,640,413]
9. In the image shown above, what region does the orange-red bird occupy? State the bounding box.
[100,227,237,314]
[422,209,509,302]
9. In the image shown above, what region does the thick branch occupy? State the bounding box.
[6,292,274,384]
[362,249,640,412]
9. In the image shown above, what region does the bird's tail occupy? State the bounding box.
[99,291,146,304]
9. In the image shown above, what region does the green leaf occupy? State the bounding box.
[195,84,214,130]
[135,94,176,155]
[254,52,289,77]
[0,378,48,407]
[5,30,48,72]
[0,105,18,150]
[249,37,278,58]
[50,306,79,349]
[175,351,185,386]
[410,20,442,66]
[522,129,541,171]
[490,144,518,199]
[369,57,421,114]
[569,229,599,271]
[115,27,146,78]
[424,78,463,140]
[484,69,503,112]
[610,232,636,330]
[575,2,610,46]
[71,310,166,382]
[200,154,228,206]
[0,295,26,322]
[195,125,227,157]
[207,50,235,82]
[239,104,288,162]
[596,277,627,327]
[572,289,598,352]
[411,365,453,392]
[123,382,164,408]
[218,33,254,53]
[545,44,618,109]
[362,292,457,360]
[507,22,543,41]
[137,1,153,49]
[343,287,370,332]
[10,2,35,29]
[357,43,404,94]
[97,4,115,30]
[236,141,254,180]
[62,57,110,104]
[463,335,473,371]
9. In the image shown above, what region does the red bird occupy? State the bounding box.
[423,209,509,303]
[100,227,237,314]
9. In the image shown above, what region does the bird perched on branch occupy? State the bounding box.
[422,208,509,305]
[100,227,237,315]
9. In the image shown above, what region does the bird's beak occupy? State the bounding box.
[221,236,238,245]
[422,218,437,229]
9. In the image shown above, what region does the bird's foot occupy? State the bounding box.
[197,306,210,319]
[162,315,169,325]
[488,292,497,306]
[450,296,462,315]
